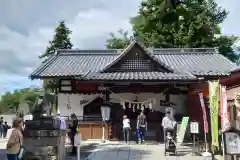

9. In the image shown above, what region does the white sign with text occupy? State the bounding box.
[190,122,199,134]
[225,132,240,154]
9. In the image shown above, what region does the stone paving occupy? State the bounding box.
[0,140,219,160]
[86,142,211,160]
[0,139,98,160]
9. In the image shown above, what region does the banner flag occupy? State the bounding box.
[199,92,209,133]
[209,81,219,148]
[177,117,189,144]
[220,85,230,132]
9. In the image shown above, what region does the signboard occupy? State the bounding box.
[190,122,199,134]
[225,132,240,154]
[177,117,189,144]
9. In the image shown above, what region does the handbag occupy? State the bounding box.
[17,132,25,160]
[74,134,81,147]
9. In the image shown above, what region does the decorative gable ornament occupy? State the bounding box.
[100,40,174,73]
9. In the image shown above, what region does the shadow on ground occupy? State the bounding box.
[66,143,98,159]
[87,144,153,160]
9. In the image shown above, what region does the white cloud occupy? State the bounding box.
[0,0,239,93]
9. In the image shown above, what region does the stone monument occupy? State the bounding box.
[23,93,66,160]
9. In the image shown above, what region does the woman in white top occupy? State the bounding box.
[123,115,131,144]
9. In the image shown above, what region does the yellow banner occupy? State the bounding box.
[209,81,219,148]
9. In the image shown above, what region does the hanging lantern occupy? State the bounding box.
[141,104,144,111]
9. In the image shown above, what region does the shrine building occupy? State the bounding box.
[29,40,237,141]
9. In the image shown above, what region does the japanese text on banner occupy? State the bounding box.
[209,81,219,148]
[199,92,209,133]
[220,86,230,132]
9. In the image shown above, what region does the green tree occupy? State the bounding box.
[106,0,239,62]
[39,20,73,106]
[0,87,41,114]
[106,29,132,49]
[39,20,73,59]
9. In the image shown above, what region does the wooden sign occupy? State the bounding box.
[74,81,98,92]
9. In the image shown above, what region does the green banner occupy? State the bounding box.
[178,117,189,144]
[209,81,219,148]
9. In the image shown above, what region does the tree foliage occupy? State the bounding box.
[39,20,73,59]
[106,29,132,49]
[0,87,42,114]
[39,20,73,95]
[106,0,239,62]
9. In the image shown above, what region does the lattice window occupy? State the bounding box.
[115,51,156,71]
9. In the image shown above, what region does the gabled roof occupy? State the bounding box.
[29,42,238,81]
[100,40,174,73]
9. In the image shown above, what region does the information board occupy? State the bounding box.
[225,132,240,155]
[190,122,199,134]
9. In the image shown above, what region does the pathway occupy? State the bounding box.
[87,142,212,160]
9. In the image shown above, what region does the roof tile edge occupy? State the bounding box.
[56,47,217,55]
[57,49,123,55]
[154,48,216,53]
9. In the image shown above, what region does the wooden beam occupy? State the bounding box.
[109,86,187,94]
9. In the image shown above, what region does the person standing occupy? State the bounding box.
[0,117,4,138]
[122,115,131,144]
[161,111,176,142]
[70,113,78,156]
[137,111,147,144]
[6,118,24,160]
[3,122,10,138]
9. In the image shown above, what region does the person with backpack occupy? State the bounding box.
[137,111,147,144]
[6,118,24,160]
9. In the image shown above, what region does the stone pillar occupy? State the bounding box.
[23,117,66,160]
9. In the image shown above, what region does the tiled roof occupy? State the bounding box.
[101,41,175,73]
[81,72,196,81]
[30,46,237,81]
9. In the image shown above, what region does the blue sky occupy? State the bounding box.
[0,0,239,93]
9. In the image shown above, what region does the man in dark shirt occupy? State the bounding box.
[70,113,78,155]
[3,121,10,138]
[0,117,4,138]
[137,111,147,144]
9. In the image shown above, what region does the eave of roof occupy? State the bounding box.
[29,47,238,80]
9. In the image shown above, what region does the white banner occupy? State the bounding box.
[220,86,230,132]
